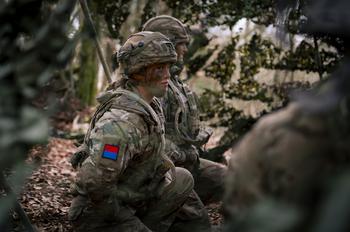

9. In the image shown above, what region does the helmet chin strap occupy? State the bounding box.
[170,60,185,77]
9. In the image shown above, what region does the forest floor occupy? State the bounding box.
[16,100,224,231]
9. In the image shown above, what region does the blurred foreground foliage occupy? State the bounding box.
[0,0,77,230]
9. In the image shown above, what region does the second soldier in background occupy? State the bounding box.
[143,15,227,205]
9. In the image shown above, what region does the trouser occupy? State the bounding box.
[177,144,228,204]
[168,190,211,232]
[69,167,194,232]
[139,167,194,231]
[195,158,227,204]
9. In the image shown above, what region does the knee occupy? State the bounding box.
[174,167,194,195]
[199,158,227,178]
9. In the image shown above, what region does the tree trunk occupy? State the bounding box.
[77,23,98,106]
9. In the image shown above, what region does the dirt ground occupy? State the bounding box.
[18,137,223,231]
[19,139,76,231]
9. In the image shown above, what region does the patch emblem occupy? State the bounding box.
[101,144,119,160]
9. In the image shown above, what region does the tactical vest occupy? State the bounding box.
[163,76,206,146]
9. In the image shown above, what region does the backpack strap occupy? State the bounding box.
[169,79,205,145]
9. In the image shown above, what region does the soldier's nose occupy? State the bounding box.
[183,45,188,54]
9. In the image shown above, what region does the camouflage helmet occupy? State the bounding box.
[117,31,177,75]
[142,15,190,45]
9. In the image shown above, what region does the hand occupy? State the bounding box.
[70,145,89,169]
[168,150,186,164]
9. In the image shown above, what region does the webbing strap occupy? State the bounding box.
[168,79,203,144]
[114,90,176,189]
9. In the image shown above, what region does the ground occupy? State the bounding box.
[20,139,76,232]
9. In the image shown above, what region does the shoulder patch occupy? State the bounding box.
[102,144,120,161]
[95,136,128,173]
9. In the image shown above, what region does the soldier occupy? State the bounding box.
[68,31,197,232]
[142,15,227,204]
[224,0,350,230]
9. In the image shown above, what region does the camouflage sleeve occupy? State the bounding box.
[75,117,144,203]
[164,138,186,164]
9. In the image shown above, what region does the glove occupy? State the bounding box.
[168,149,186,164]
[70,144,89,169]
[191,127,213,147]
[183,145,200,167]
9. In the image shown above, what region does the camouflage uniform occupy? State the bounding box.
[143,15,227,204]
[224,1,350,229]
[69,32,199,232]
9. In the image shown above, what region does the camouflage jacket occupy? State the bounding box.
[162,75,212,163]
[72,88,175,206]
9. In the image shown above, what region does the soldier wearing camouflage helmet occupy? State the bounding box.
[143,15,227,205]
[69,31,197,232]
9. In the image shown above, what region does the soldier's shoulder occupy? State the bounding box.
[254,102,325,135]
[232,102,327,165]
[97,108,148,135]
[88,110,145,165]
[251,103,300,134]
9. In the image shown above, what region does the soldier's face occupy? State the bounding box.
[144,63,171,97]
[175,42,188,62]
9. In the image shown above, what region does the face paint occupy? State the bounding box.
[143,63,171,98]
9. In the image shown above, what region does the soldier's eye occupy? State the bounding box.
[155,66,163,72]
